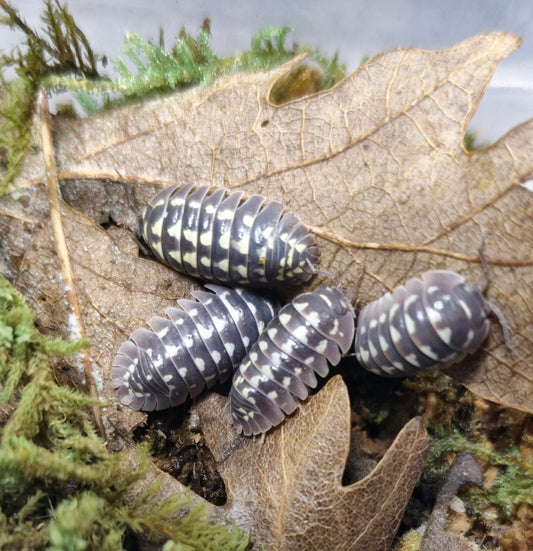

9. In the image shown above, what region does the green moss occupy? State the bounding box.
[0,490,50,549]
[0,275,248,550]
[0,0,100,194]
[76,21,345,107]
[48,493,111,551]
[113,19,217,97]
[463,129,488,151]
[428,428,533,519]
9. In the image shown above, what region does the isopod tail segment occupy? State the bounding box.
[229,286,356,436]
[137,183,321,289]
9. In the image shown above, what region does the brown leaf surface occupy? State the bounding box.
[197,376,430,551]
[41,31,532,412]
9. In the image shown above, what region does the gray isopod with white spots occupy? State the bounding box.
[354,270,490,377]
[139,183,320,288]
[229,286,355,436]
[111,284,280,411]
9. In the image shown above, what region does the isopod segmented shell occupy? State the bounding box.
[139,184,320,288]
[354,270,490,377]
[111,284,280,411]
[229,287,355,436]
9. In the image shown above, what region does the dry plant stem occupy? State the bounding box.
[38,88,105,438]
[306,224,533,268]
[0,208,40,225]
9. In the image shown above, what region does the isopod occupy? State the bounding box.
[111,284,280,411]
[229,286,355,436]
[354,270,491,376]
[138,184,320,288]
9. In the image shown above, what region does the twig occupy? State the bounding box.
[38,88,105,439]
[307,224,533,267]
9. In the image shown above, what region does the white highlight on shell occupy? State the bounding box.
[426,307,443,326]
[226,342,235,357]
[419,344,439,360]
[459,299,472,320]
[390,325,402,345]
[404,353,420,367]
[218,232,231,250]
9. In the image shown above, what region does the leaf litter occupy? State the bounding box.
[198,376,430,551]
[0,31,532,550]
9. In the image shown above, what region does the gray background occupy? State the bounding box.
[2,0,532,144]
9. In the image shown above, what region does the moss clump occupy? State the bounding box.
[112,19,217,98]
[428,428,533,520]
[0,0,101,194]
[71,21,345,110]
[0,275,248,550]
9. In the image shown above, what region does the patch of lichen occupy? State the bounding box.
[0,275,248,550]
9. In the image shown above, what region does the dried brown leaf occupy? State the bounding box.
[1,183,183,445]
[198,376,430,551]
[42,32,532,412]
